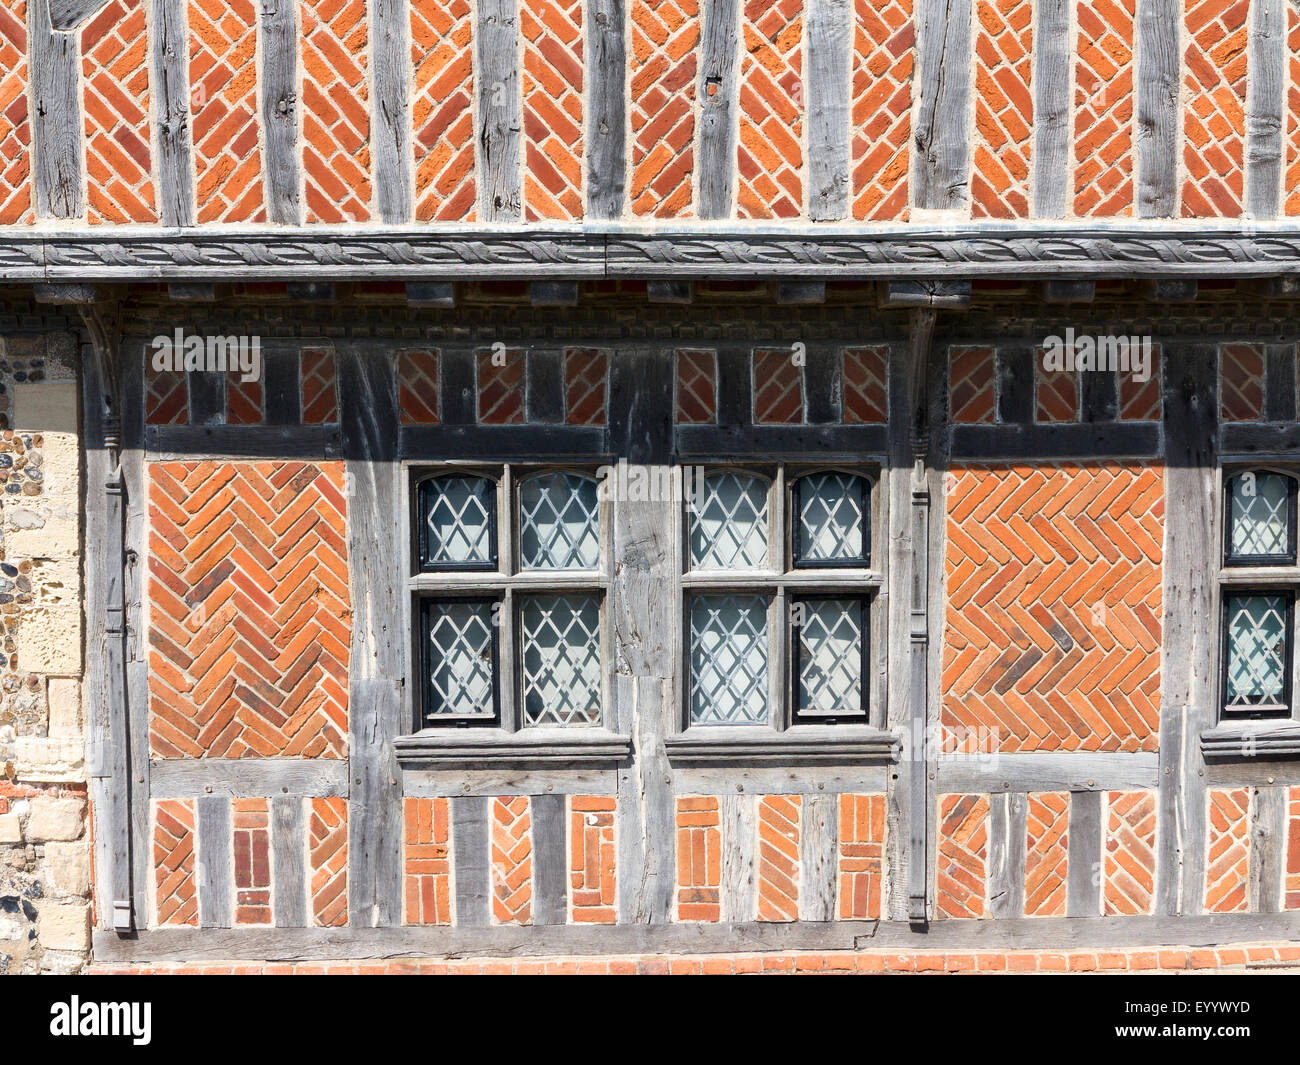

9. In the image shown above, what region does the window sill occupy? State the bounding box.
[1200,721,1300,761]
[394,728,632,769]
[664,724,900,766]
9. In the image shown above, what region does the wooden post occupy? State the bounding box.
[697,0,740,219]
[913,0,971,211]
[586,0,627,219]
[80,303,136,932]
[150,0,195,225]
[30,0,83,219]
[340,344,405,925]
[907,308,937,925]
[1156,343,1216,914]
[371,0,413,222]
[476,0,522,221]
[260,0,301,224]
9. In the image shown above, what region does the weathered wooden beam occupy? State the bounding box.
[33,283,100,303]
[166,283,217,302]
[1251,786,1286,913]
[777,281,826,304]
[1066,791,1102,917]
[806,0,851,221]
[647,281,693,303]
[1156,343,1216,915]
[17,227,1300,282]
[149,758,350,797]
[1041,279,1095,303]
[913,0,971,211]
[476,0,522,221]
[988,793,1026,919]
[150,0,194,226]
[371,0,412,222]
[1140,279,1198,301]
[907,307,937,926]
[29,0,83,220]
[1136,0,1179,217]
[937,752,1161,793]
[697,0,740,219]
[339,343,404,927]
[586,0,627,219]
[451,796,490,926]
[532,794,568,924]
[260,0,301,224]
[405,281,456,306]
[197,796,232,928]
[1032,0,1070,217]
[884,280,971,307]
[47,0,109,29]
[531,281,579,306]
[94,911,1300,961]
[272,796,307,927]
[1246,0,1284,219]
[609,349,675,924]
[285,282,335,302]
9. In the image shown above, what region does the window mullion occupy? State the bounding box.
[500,586,517,731]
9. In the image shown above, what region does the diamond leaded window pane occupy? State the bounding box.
[1225,594,1291,710]
[423,600,496,720]
[1228,472,1296,562]
[796,598,867,719]
[689,594,769,724]
[519,473,600,570]
[520,594,602,726]
[689,471,769,569]
[420,475,496,569]
[794,472,869,565]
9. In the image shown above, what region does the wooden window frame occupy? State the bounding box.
[677,462,883,734]
[406,462,613,733]
[1215,464,1300,723]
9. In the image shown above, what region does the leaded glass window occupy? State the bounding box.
[689,595,770,725]
[411,465,607,732]
[519,472,600,570]
[689,471,770,569]
[1223,593,1293,715]
[421,599,498,722]
[520,594,602,726]
[1226,471,1297,565]
[794,598,868,721]
[418,474,497,570]
[793,472,870,566]
[682,464,878,733]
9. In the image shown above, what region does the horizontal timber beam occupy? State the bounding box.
[93,912,1300,963]
[9,225,1300,281]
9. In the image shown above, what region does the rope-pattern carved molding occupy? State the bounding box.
[9,226,1300,280]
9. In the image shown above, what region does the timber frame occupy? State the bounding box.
[61,277,1300,960]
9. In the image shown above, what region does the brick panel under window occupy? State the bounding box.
[675,796,721,922]
[233,798,271,925]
